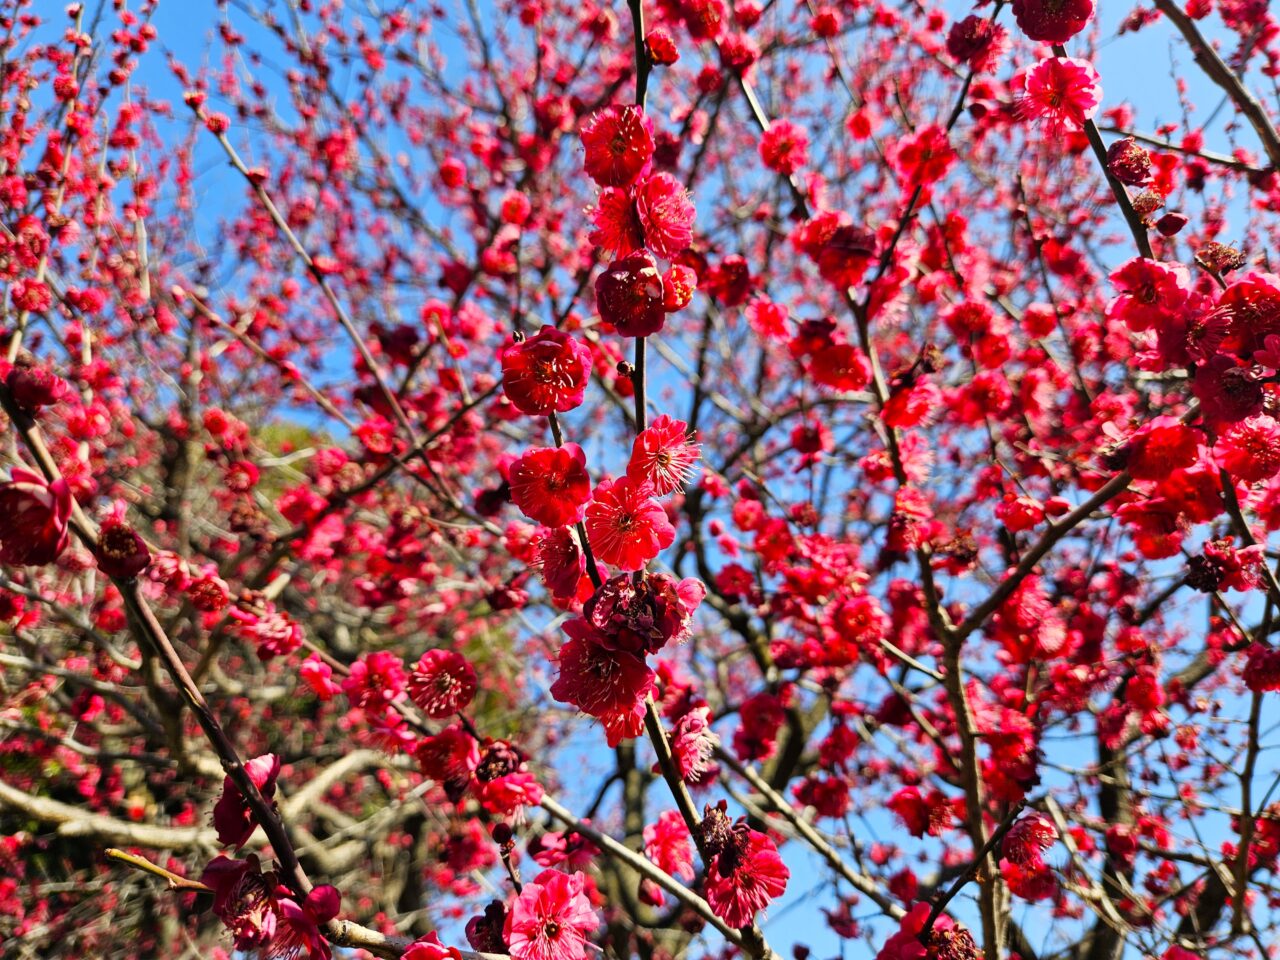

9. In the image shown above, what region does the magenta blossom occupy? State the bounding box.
[0,468,73,566]
[503,869,599,960]
[212,753,281,848]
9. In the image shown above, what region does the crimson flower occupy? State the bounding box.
[408,649,478,718]
[647,29,679,64]
[415,725,480,782]
[503,869,599,960]
[1220,272,1280,358]
[0,468,72,566]
[590,188,644,257]
[212,753,281,848]
[662,263,697,312]
[509,444,593,528]
[340,650,407,710]
[758,119,809,176]
[1193,354,1264,425]
[1106,137,1152,185]
[269,883,341,960]
[1011,0,1094,42]
[551,618,656,746]
[946,16,1008,71]
[634,172,695,258]
[627,414,700,494]
[201,855,277,951]
[1004,813,1058,867]
[583,571,704,654]
[581,105,653,188]
[1219,415,1280,483]
[704,829,790,929]
[6,364,71,410]
[596,252,666,337]
[810,344,869,392]
[584,476,675,571]
[1107,257,1191,332]
[501,326,593,416]
[94,516,151,580]
[891,124,955,187]
[1245,644,1280,693]
[1020,57,1102,131]
[670,705,719,782]
[1123,417,1200,480]
[875,902,979,960]
[536,527,588,600]
[644,810,695,881]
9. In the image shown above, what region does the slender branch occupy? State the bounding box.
[1151,0,1280,169]
[105,849,213,892]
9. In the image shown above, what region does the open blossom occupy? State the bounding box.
[590,188,644,257]
[408,649,478,718]
[891,124,955,187]
[704,829,790,929]
[627,414,700,494]
[475,767,545,816]
[887,786,955,838]
[268,883,341,960]
[415,725,480,782]
[1020,57,1101,130]
[663,263,698,312]
[537,526,588,599]
[1004,813,1057,867]
[212,753,281,848]
[1123,417,1200,479]
[946,15,1008,71]
[202,855,277,951]
[0,468,72,566]
[341,650,407,710]
[810,343,869,392]
[501,327,593,416]
[584,476,676,571]
[503,869,599,960]
[1218,415,1280,483]
[1107,257,1192,332]
[758,119,809,176]
[229,599,304,661]
[876,902,979,960]
[1220,271,1280,358]
[7,364,71,410]
[1011,0,1094,42]
[299,654,342,700]
[644,811,695,881]
[509,444,593,528]
[581,105,653,188]
[1193,354,1265,425]
[551,618,656,746]
[815,224,876,289]
[634,172,695,258]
